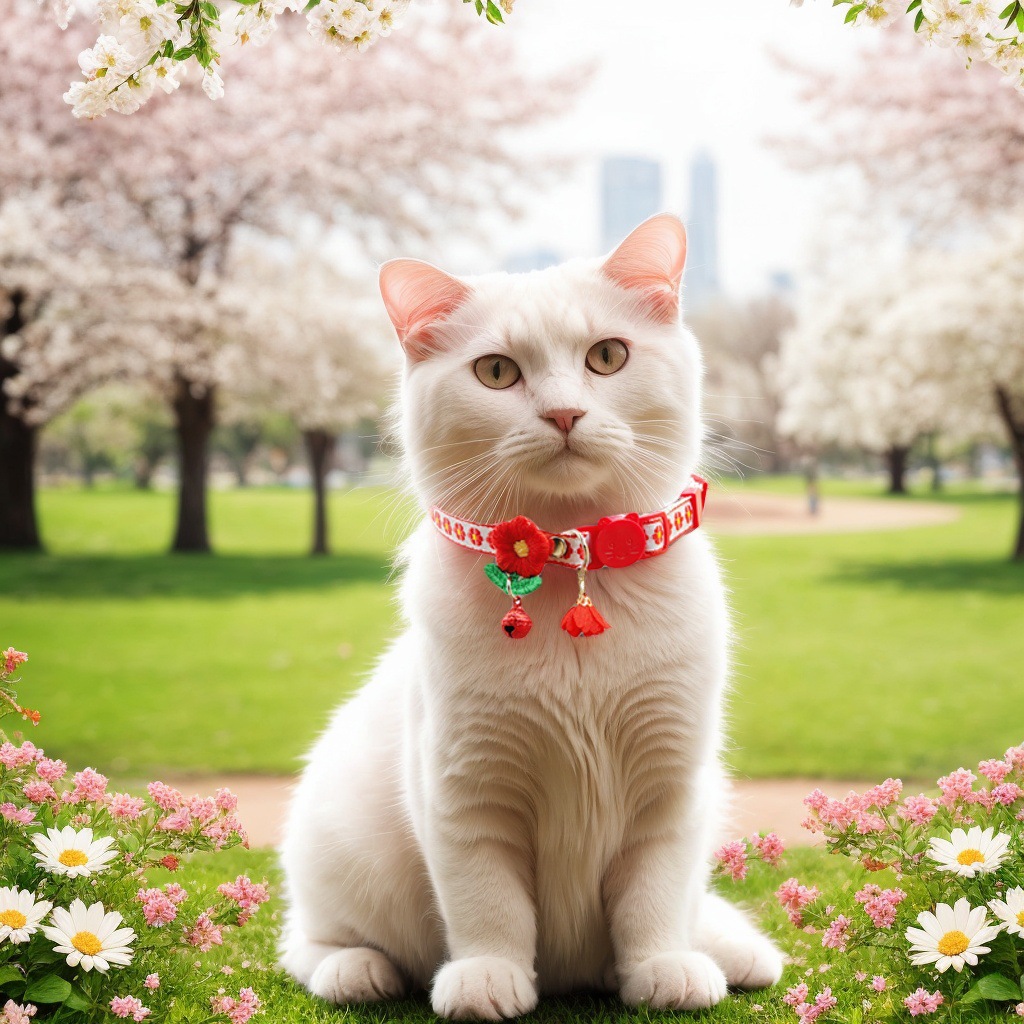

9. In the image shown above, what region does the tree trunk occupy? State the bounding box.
[134,456,154,490]
[304,429,336,557]
[0,401,41,551]
[926,433,942,493]
[885,444,910,495]
[171,377,215,554]
[994,386,1024,561]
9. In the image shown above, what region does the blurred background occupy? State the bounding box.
[2,0,1022,805]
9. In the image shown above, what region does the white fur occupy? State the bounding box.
[279,246,783,1018]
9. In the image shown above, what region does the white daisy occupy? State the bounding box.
[0,886,52,944]
[32,826,118,878]
[41,899,136,973]
[906,897,1002,973]
[928,826,1011,877]
[989,886,1024,939]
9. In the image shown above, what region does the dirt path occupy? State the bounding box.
[172,775,877,851]
[704,491,959,535]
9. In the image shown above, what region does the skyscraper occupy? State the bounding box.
[600,157,663,253]
[685,151,720,310]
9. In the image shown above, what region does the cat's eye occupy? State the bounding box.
[474,355,522,390]
[586,339,629,376]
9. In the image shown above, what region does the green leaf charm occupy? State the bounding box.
[484,562,543,596]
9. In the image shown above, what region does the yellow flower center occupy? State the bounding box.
[937,930,970,957]
[956,848,985,866]
[58,849,89,868]
[0,909,27,929]
[71,930,102,956]
[1016,910,1024,928]
[513,540,530,557]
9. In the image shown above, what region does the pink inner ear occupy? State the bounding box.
[602,214,687,324]
[379,259,469,360]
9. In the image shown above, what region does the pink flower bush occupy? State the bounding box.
[713,840,748,881]
[0,646,264,1023]
[723,743,1024,1021]
[109,995,151,1021]
[903,988,944,1016]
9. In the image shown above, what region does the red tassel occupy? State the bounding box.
[561,599,610,638]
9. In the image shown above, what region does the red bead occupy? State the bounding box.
[592,514,646,568]
[501,606,533,639]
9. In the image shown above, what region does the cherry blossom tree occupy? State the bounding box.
[4,2,573,552]
[778,254,954,495]
[221,243,396,555]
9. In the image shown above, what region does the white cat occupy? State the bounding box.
[279,214,784,1020]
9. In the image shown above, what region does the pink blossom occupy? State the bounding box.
[188,796,218,823]
[1015,1003,1024,1017]
[904,988,944,1016]
[2,648,28,675]
[0,803,34,825]
[854,972,867,983]
[0,742,38,769]
[858,778,903,809]
[993,782,1022,805]
[821,915,851,951]
[202,813,247,846]
[147,781,183,811]
[143,975,160,991]
[158,808,192,833]
[215,787,239,812]
[898,794,938,825]
[159,854,180,871]
[108,996,150,1021]
[217,875,270,912]
[137,888,178,928]
[783,984,810,1007]
[713,840,748,881]
[184,911,224,952]
[35,758,66,782]
[752,832,786,866]
[803,789,855,830]
[872,976,887,992]
[209,987,261,1024]
[1006,745,1024,769]
[22,781,56,803]
[70,767,108,803]
[109,793,146,820]
[776,878,821,925]
[854,812,887,834]
[979,758,1012,784]
[164,883,188,905]
[937,767,975,807]
[2,1001,36,1024]
[855,885,906,929]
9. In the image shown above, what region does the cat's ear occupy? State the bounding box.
[601,214,687,324]
[378,259,470,361]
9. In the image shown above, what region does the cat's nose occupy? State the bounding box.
[543,408,586,435]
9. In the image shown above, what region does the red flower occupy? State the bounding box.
[561,601,610,638]
[489,516,552,577]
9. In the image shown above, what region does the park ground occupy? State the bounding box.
[2,477,1022,1022]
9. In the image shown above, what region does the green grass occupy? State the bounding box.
[0,480,1021,780]
[196,846,1008,1023]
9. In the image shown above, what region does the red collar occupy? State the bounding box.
[430,476,707,571]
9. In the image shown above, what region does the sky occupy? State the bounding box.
[472,0,874,298]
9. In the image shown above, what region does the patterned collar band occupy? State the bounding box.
[429,475,708,572]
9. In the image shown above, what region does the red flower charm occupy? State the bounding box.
[489,515,552,577]
[561,600,611,638]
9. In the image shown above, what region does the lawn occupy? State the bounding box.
[192,845,1011,1023]
[0,480,1021,781]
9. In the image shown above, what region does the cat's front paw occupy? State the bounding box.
[708,932,785,990]
[619,951,728,1011]
[308,947,408,1004]
[431,956,538,1020]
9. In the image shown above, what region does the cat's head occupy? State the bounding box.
[380,214,703,526]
